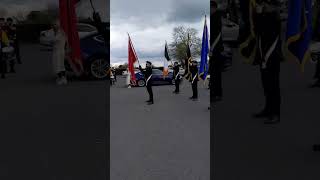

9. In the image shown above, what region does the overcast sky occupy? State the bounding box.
[0,0,109,22]
[110,0,210,65]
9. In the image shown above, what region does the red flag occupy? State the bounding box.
[59,0,83,76]
[128,35,138,85]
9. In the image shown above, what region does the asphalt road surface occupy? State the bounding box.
[0,43,107,180]
[110,77,210,180]
[213,48,320,180]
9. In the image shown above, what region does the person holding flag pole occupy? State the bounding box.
[139,61,154,105]
[252,0,282,124]
[128,33,154,104]
[210,1,224,103]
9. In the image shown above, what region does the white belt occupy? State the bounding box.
[210,32,222,53]
[146,75,152,86]
[260,36,279,69]
[192,74,197,84]
[175,73,180,80]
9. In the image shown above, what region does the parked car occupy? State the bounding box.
[134,69,177,87]
[39,23,109,80]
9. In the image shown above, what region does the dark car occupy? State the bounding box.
[135,69,177,87]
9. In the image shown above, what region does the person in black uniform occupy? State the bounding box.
[189,60,198,100]
[252,0,282,124]
[210,1,224,102]
[311,1,320,88]
[173,62,181,93]
[139,61,154,105]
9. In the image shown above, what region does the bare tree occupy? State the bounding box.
[169,26,201,66]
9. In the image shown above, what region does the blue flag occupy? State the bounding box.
[199,16,209,80]
[286,0,313,71]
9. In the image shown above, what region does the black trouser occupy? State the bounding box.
[0,55,6,78]
[146,82,153,102]
[174,79,180,92]
[9,56,15,72]
[212,54,223,98]
[192,80,198,98]
[260,67,280,116]
[14,39,21,64]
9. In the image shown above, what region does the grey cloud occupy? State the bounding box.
[111,0,208,24]
[0,0,108,22]
[166,0,209,23]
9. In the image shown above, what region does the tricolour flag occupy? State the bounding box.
[199,15,209,80]
[128,34,138,85]
[286,0,313,71]
[163,42,170,77]
[59,0,83,76]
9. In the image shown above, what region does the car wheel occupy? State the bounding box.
[89,57,108,80]
[137,79,146,87]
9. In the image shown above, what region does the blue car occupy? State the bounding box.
[78,32,109,79]
[40,24,109,80]
[134,69,178,87]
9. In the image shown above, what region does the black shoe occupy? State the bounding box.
[146,100,151,103]
[264,115,280,124]
[192,98,198,101]
[189,97,195,100]
[252,110,269,118]
[313,144,320,151]
[147,101,154,105]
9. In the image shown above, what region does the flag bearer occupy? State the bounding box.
[189,60,199,100]
[210,1,224,102]
[139,61,154,105]
[252,0,282,124]
[173,62,181,94]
